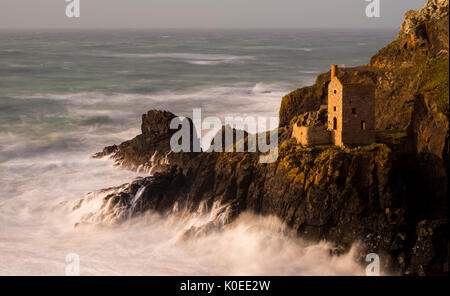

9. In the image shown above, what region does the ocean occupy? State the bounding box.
[0,29,395,275]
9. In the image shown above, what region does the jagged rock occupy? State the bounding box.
[407,219,449,275]
[95,102,448,274]
[141,110,176,138]
[399,10,421,38]
[209,125,250,152]
[406,93,448,223]
[407,94,448,160]
[292,105,328,128]
[278,73,329,128]
[94,110,202,174]
[92,0,449,275]
[399,0,449,39]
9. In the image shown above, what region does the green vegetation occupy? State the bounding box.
[419,58,449,116]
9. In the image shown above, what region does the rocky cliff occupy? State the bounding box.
[280,0,449,131]
[91,1,449,275]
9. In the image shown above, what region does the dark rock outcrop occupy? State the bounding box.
[92,0,449,275]
[94,110,202,174]
[292,105,328,128]
[94,111,448,275]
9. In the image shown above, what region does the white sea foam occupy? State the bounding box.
[0,29,395,276]
[0,87,367,275]
[187,60,222,66]
[244,45,316,52]
[0,112,369,275]
[1,168,366,276]
[8,64,30,68]
[14,82,287,126]
[298,48,314,52]
[90,51,255,65]
[299,70,321,74]
[1,78,366,276]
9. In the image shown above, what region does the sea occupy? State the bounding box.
[0,29,395,275]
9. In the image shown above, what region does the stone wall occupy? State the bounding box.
[328,78,344,146]
[292,125,330,146]
[298,69,376,147]
[341,85,376,145]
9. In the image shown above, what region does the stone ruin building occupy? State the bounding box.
[292,65,375,147]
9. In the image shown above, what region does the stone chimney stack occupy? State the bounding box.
[331,65,338,79]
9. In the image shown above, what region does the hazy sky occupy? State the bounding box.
[0,0,426,30]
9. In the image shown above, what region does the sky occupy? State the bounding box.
[0,0,427,30]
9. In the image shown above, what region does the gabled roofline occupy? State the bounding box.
[330,76,343,86]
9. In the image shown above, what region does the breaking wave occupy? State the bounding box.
[0,144,366,276]
[0,29,396,276]
[0,80,368,276]
[50,182,366,276]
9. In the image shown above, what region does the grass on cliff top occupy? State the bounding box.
[419,58,449,117]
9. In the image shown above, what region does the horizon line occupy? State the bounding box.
[0,27,399,32]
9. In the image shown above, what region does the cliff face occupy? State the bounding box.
[398,0,449,47]
[95,113,448,275]
[92,1,449,275]
[371,0,449,132]
[280,0,449,131]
